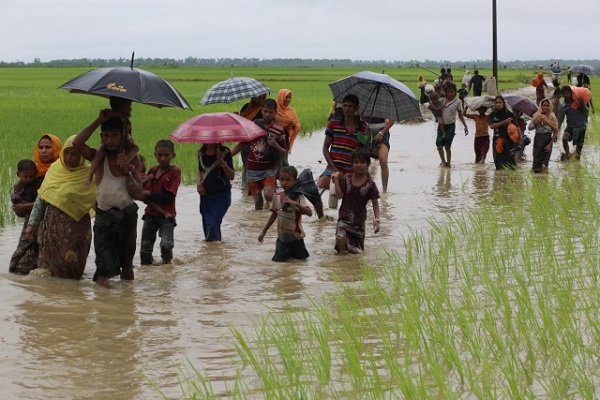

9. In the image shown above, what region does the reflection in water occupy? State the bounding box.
[0,119,568,398]
[472,166,491,195]
[490,169,527,206]
[436,168,452,198]
[10,278,142,400]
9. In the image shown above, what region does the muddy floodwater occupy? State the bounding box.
[0,114,567,399]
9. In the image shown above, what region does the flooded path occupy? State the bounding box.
[0,114,567,399]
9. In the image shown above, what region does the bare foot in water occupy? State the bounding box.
[335,237,348,253]
[96,276,111,288]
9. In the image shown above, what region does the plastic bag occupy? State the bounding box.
[507,123,520,143]
[495,137,504,153]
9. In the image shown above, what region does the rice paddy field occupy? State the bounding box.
[2,66,600,398]
[0,65,557,226]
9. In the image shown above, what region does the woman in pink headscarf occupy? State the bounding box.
[275,89,302,153]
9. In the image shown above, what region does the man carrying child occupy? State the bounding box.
[73,110,143,288]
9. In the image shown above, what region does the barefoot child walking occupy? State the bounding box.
[139,139,181,265]
[332,148,380,254]
[464,106,490,163]
[258,165,313,262]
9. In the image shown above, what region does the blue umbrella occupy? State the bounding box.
[328,71,421,121]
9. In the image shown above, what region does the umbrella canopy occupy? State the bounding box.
[169,112,266,144]
[282,168,320,211]
[201,77,271,105]
[503,94,538,117]
[568,64,598,77]
[328,71,421,121]
[59,67,191,110]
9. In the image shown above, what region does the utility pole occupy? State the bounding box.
[492,0,498,90]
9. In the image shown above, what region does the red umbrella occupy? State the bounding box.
[170,112,266,144]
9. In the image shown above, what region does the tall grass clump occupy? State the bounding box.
[166,156,600,398]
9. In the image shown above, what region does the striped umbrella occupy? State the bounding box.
[329,71,421,122]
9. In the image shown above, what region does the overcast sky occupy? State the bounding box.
[2,0,599,63]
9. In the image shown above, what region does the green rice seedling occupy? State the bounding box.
[177,161,600,397]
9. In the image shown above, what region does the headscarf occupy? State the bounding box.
[533,98,559,133]
[240,96,264,121]
[38,135,96,222]
[531,72,545,88]
[275,89,302,152]
[33,133,63,177]
[489,96,515,137]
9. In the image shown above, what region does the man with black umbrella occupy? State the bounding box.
[316,94,369,219]
[73,110,143,288]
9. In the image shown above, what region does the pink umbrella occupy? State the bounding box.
[170,112,266,144]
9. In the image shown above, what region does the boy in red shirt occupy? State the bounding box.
[139,139,181,265]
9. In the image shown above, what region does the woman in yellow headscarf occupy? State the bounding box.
[9,133,63,275]
[25,136,96,280]
[275,89,302,153]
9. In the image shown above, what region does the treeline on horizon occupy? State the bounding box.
[2,57,599,70]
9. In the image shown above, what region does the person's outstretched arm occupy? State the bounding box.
[118,153,143,200]
[372,198,380,234]
[258,212,278,244]
[72,109,111,162]
[322,136,335,170]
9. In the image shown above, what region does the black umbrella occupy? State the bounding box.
[58,53,192,110]
[281,168,321,211]
[329,71,421,121]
